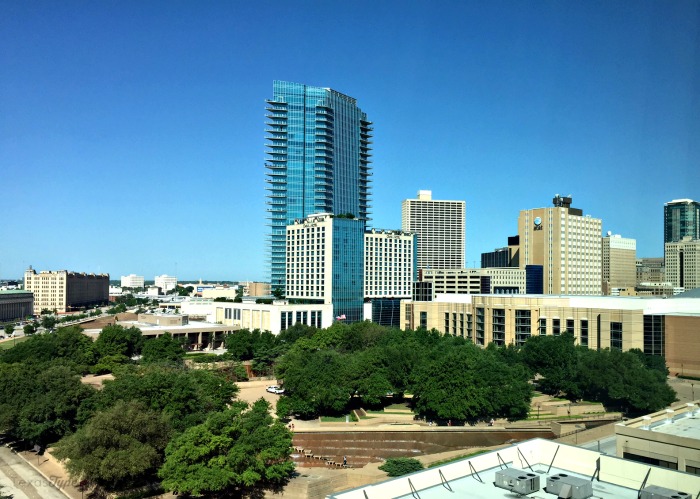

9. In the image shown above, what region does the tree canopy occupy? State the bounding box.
[54,400,171,491]
[141,333,185,365]
[159,399,294,497]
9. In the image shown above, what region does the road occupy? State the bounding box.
[0,446,69,499]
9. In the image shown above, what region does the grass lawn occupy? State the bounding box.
[0,336,30,350]
[320,414,358,422]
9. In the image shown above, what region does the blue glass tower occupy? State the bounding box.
[265,81,373,290]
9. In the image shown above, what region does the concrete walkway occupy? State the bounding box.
[0,446,69,499]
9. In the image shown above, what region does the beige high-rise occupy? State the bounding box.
[518,196,602,295]
[401,190,465,270]
[665,237,700,292]
[601,234,637,295]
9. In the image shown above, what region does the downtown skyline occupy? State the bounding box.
[2,1,698,280]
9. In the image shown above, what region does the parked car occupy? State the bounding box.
[266,385,285,394]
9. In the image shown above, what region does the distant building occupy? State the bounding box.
[518,195,602,295]
[0,290,34,321]
[602,234,637,295]
[481,236,519,268]
[665,237,700,292]
[286,213,365,322]
[242,282,270,297]
[636,257,665,284]
[24,266,109,314]
[664,198,700,244]
[154,275,178,293]
[420,268,526,297]
[181,298,333,334]
[402,190,465,270]
[120,274,144,288]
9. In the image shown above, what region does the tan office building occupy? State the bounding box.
[602,234,637,295]
[400,294,700,375]
[518,195,602,295]
[24,267,109,314]
[364,229,416,299]
[402,190,465,270]
[665,237,700,292]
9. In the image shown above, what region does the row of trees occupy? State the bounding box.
[267,322,674,420]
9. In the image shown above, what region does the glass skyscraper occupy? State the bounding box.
[664,199,700,243]
[265,81,372,290]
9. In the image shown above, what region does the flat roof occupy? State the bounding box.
[328,438,700,499]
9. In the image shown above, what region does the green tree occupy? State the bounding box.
[412,344,531,423]
[54,400,171,491]
[0,326,96,369]
[93,324,143,360]
[378,457,424,477]
[141,333,185,365]
[521,333,579,398]
[90,366,238,432]
[276,348,352,417]
[40,315,57,330]
[225,329,254,360]
[0,363,95,446]
[3,324,14,337]
[159,399,294,497]
[23,323,36,336]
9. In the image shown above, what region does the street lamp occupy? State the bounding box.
[691,383,695,402]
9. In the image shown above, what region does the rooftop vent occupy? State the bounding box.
[640,485,691,499]
[493,468,540,495]
[544,473,592,499]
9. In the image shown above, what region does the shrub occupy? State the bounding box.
[378,457,424,477]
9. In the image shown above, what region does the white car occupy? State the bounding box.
[266,385,285,394]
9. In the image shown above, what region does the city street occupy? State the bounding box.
[0,446,68,499]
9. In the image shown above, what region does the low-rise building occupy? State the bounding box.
[0,290,34,321]
[401,294,700,375]
[616,400,700,474]
[420,268,526,296]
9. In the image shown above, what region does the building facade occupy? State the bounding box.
[664,198,700,244]
[400,294,700,373]
[602,234,637,295]
[120,274,144,288]
[265,81,372,290]
[636,257,665,284]
[286,213,365,322]
[0,291,34,321]
[420,268,526,297]
[181,298,333,334]
[24,267,109,314]
[364,229,416,299]
[518,195,602,295]
[665,237,700,291]
[154,274,177,293]
[401,190,465,270]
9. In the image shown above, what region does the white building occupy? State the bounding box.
[120,274,144,288]
[421,267,527,297]
[364,229,416,299]
[402,190,465,270]
[665,237,700,292]
[154,274,178,293]
[181,298,333,334]
[518,195,602,295]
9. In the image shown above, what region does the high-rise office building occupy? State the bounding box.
[601,233,637,295]
[120,274,144,288]
[266,81,372,290]
[401,190,465,270]
[665,237,700,291]
[518,195,602,295]
[286,213,365,322]
[664,199,700,243]
[154,275,178,293]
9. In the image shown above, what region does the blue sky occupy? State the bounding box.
[2,1,698,281]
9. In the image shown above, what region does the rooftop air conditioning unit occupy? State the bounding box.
[493,468,540,495]
[640,486,691,499]
[545,473,593,499]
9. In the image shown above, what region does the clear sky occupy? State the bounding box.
[2,1,698,281]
